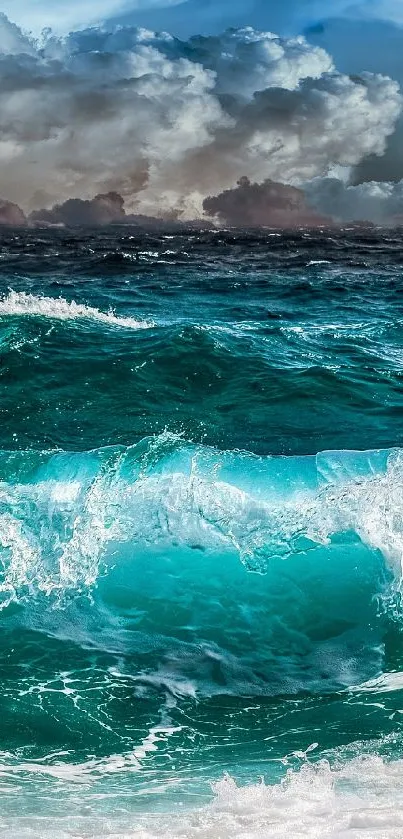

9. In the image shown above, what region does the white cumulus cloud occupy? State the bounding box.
[0,15,401,217]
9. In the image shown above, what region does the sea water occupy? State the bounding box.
[0,227,403,836]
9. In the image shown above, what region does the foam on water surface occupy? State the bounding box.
[1,757,403,838]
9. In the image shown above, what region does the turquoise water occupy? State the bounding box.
[1,228,403,836]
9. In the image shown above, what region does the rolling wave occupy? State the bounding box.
[0,282,402,458]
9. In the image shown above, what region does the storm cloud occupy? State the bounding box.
[203,177,330,227]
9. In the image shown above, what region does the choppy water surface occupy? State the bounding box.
[1,226,403,837]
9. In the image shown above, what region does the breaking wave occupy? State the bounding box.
[86,758,403,839]
[0,434,400,593]
[0,434,401,697]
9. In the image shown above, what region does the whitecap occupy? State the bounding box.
[0,291,152,330]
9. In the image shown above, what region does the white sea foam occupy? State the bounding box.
[1,757,403,837]
[0,291,152,330]
[132,759,403,839]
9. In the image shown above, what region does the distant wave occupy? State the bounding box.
[0,291,152,330]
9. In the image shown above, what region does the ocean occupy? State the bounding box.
[1,226,403,837]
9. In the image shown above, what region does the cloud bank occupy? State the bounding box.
[0,14,401,221]
[0,199,26,226]
[30,191,126,226]
[4,178,403,229]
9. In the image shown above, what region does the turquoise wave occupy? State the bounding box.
[0,435,400,702]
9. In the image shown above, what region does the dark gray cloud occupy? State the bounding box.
[0,199,26,225]
[203,176,330,226]
[30,192,126,226]
[2,178,403,228]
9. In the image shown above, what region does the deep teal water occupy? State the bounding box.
[1,227,403,836]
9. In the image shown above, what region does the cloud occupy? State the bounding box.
[305,17,403,82]
[26,190,213,228]
[4,177,403,228]
[2,0,403,41]
[305,15,403,186]
[0,17,401,217]
[305,176,403,224]
[0,13,35,54]
[0,198,26,225]
[203,176,330,226]
[0,2,183,36]
[30,191,126,226]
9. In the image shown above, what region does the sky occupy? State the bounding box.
[1,0,402,40]
[0,0,403,223]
